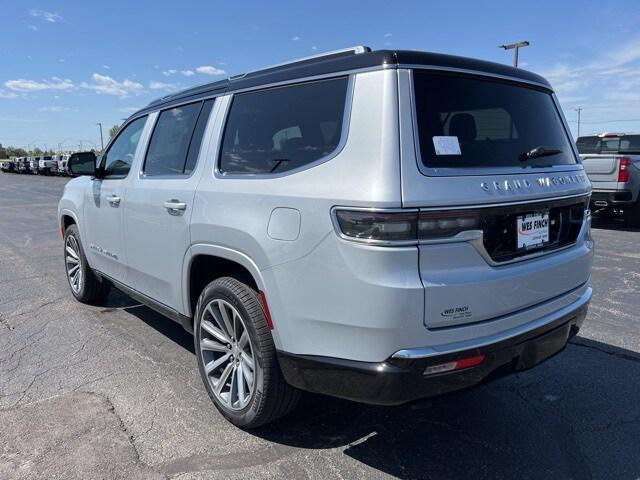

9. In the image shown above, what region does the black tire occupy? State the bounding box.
[194,277,299,428]
[64,224,110,304]
[623,200,640,227]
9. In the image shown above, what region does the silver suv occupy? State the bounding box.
[58,47,594,428]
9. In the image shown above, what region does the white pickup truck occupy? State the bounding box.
[577,133,640,226]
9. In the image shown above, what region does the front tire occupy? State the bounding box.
[194,277,299,428]
[64,224,110,304]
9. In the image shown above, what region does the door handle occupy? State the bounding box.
[164,200,187,214]
[106,195,121,207]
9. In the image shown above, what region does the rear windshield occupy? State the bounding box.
[413,71,576,170]
[576,135,640,154]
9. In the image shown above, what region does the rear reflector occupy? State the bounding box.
[423,354,485,376]
[618,157,631,182]
[258,290,274,330]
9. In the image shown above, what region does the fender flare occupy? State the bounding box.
[182,243,266,317]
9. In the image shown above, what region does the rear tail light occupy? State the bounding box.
[618,157,631,182]
[334,209,480,244]
[423,354,485,376]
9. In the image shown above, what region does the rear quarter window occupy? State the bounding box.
[219,77,349,175]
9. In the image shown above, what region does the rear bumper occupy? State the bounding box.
[590,190,634,206]
[278,287,591,405]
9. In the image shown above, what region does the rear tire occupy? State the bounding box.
[623,200,640,227]
[194,277,300,428]
[64,224,110,304]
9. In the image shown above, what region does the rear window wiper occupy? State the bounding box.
[519,146,563,162]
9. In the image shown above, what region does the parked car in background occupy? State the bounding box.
[50,155,60,175]
[577,133,640,226]
[38,155,56,175]
[17,157,31,173]
[57,154,70,176]
[30,156,41,174]
[0,159,14,172]
[59,46,593,428]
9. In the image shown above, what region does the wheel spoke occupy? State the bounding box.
[215,301,234,339]
[66,245,78,259]
[241,351,254,370]
[205,353,230,374]
[200,338,228,352]
[240,361,254,388]
[66,255,79,265]
[215,363,234,395]
[201,320,231,344]
[236,364,246,403]
[68,264,80,276]
[238,330,249,349]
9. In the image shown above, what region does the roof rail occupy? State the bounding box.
[229,45,371,81]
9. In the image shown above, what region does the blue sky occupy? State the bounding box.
[2,0,640,150]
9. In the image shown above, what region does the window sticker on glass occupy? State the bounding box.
[432,136,461,155]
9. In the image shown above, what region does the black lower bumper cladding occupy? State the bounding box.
[278,303,588,405]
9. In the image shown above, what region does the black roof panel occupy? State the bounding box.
[134,48,552,117]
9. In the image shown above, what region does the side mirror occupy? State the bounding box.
[68,152,97,177]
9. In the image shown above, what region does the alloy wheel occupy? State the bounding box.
[199,299,256,411]
[65,235,83,294]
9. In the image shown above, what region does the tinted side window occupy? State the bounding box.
[219,77,348,175]
[144,103,202,176]
[102,116,147,178]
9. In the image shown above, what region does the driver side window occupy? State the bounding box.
[101,116,147,178]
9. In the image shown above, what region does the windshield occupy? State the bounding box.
[576,135,640,154]
[413,71,576,170]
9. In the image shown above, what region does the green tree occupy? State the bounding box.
[108,124,120,140]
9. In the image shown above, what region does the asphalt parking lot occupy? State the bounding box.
[0,172,639,480]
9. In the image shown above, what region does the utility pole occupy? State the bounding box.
[574,108,582,138]
[499,41,530,67]
[97,122,104,151]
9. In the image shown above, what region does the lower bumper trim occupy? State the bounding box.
[277,296,589,406]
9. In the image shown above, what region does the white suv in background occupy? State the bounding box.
[59,47,593,428]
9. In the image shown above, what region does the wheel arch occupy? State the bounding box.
[183,244,267,319]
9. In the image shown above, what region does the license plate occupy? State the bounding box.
[517,211,549,250]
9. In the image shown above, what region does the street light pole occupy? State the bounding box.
[574,108,582,138]
[499,41,530,67]
[97,122,104,151]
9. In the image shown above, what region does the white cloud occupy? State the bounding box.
[102,64,110,70]
[39,106,72,112]
[195,65,226,76]
[27,25,37,31]
[311,46,318,50]
[291,36,300,41]
[0,90,19,99]
[149,80,177,91]
[384,32,392,38]
[29,9,63,23]
[81,73,144,98]
[181,69,195,76]
[162,69,178,76]
[5,77,74,92]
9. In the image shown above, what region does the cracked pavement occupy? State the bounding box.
[0,173,639,479]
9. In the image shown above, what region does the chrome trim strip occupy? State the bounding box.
[391,287,592,360]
